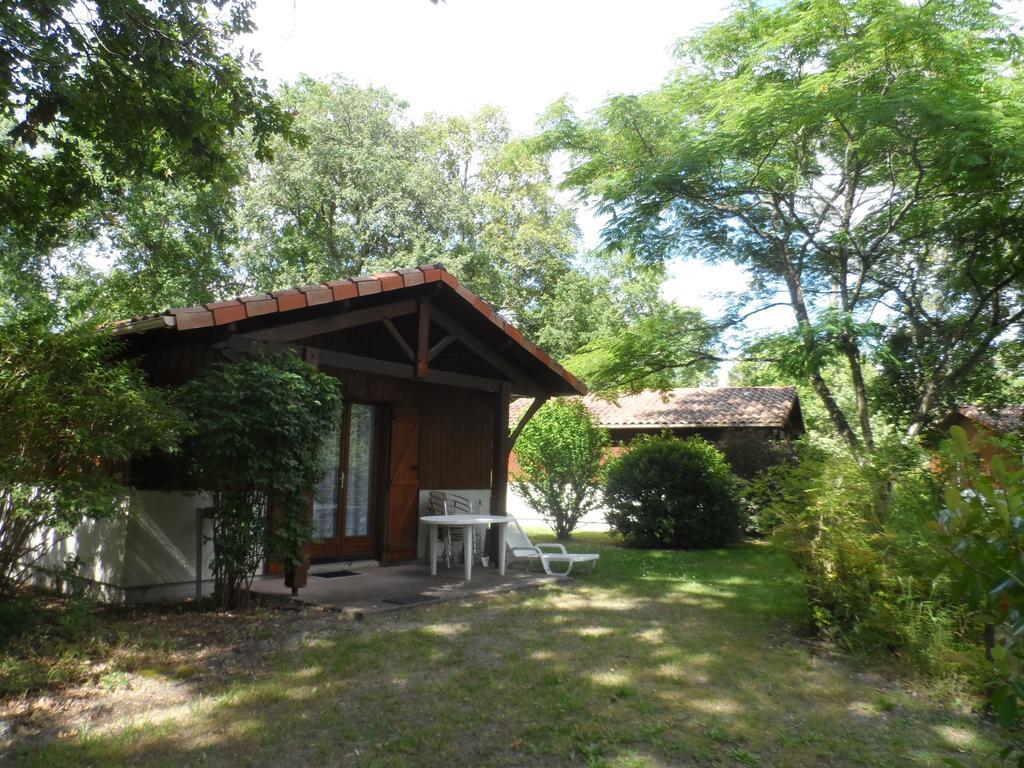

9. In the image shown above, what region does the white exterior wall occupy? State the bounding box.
[121,491,215,601]
[505,488,610,533]
[33,507,130,601]
[31,491,216,603]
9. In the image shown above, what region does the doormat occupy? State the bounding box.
[315,569,362,579]
[382,594,438,606]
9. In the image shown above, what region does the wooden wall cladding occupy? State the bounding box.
[333,370,493,490]
[137,337,496,493]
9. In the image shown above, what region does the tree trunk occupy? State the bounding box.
[780,260,862,456]
[841,333,874,450]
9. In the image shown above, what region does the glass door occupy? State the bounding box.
[311,402,379,560]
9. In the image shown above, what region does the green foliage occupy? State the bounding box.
[58,176,243,324]
[532,251,670,362]
[767,438,966,672]
[604,435,742,549]
[546,0,1024,451]
[235,78,577,338]
[1,0,289,265]
[940,426,1024,757]
[566,303,720,396]
[511,400,609,541]
[175,352,341,609]
[0,307,184,592]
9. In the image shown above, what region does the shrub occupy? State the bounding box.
[769,437,966,673]
[740,442,807,536]
[0,308,184,593]
[604,434,742,548]
[940,426,1024,757]
[716,429,796,480]
[176,351,341,609]
[511,399,609,540]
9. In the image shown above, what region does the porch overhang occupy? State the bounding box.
[109,263,586,399]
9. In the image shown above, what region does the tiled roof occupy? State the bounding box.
[957,405,1024,433]
[511,387,801,429]
[109,263,586,395]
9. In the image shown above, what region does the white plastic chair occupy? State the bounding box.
[427,491,484,566]
[504,516,599,576]
[428,491,455,567]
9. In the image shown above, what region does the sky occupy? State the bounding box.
[242,0,748,322]
[241,0,1024,382]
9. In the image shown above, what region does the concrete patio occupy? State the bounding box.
[248,561,556,618]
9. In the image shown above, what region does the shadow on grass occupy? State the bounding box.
[5,539,996,768]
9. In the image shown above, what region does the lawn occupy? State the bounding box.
[2,533,995,767]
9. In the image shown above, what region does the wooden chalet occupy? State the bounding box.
[933,405,1023,475]
[40,264,585,602]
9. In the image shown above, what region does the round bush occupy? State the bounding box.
[604,435,743,548]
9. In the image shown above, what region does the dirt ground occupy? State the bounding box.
[0,598,346,757]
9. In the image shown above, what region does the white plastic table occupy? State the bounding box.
[420,514,511,581]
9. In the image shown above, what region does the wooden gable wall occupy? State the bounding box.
[335,369,493,490]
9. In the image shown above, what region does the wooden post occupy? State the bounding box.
[489,382,511,561]
[416,299,430,379]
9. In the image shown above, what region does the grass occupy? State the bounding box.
[3,532,997,767]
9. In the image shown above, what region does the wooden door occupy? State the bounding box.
[385,403,420,562]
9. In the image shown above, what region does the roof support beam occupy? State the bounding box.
[426,334,456,362]
[383,318,415,361]
[431,305,535,393]
[239,299,418,343]
[216,335,543,396]
[507,395,549,449]
[416,299,430,378]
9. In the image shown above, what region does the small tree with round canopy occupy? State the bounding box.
[511,399,609,541]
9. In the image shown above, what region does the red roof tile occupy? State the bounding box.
[300,285,333,305]
[326,280,358,301]
[169,306,214,330]
[375,271,404,291]
[957,405,1024,433]
[242,296,278,317]
[511,387,801,429]
[273,288,308,312]
[108,263,586,395]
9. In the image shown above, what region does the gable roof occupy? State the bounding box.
[110,263,586,396]
[511,386,803,431]
[953,405,1024,433]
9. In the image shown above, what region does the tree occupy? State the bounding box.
[544,0,1024,455]
[533,250,678,362]
[2,1,290,319]
[58,176,243,325]
[235,78,577,334]
[1,0,289,307]
[176,352,341,609]
[567,303,720,396]
[940,426,1024,760]
[511,399,609,541]
[0,308,184,592]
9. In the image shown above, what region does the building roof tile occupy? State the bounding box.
[511,386,802,429]
[108,263,586,395]
[957,405,1024,433]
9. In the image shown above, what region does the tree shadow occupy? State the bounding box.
[3,541,998,768]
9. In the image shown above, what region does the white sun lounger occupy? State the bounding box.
[504,515,599,576]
